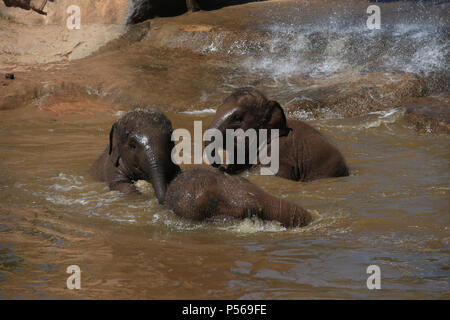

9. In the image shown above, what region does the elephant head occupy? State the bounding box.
[206,88,291,173]
[108,108,180,203]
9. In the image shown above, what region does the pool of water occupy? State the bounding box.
[0,102,448,299]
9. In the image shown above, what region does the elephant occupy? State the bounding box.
[90,108,312,227]
[167,168,311,228]
[206,88,350,181]
[90,108,180,203]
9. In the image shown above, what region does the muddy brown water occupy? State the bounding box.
[0,101,448,299]
[0,0,449,299]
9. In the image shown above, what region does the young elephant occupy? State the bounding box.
[206,88,349,181]
[91,108,312,227]
[90,108,180,203]
[166,168,311,228]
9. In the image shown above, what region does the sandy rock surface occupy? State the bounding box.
[0,0,448,133]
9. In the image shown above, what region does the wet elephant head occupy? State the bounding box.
[206,88,291,172]
[108,108,180,203]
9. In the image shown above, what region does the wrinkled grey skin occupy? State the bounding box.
[206,88,349,181]
[90,108,180,204]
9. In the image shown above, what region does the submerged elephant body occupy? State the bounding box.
[206,88,349,181]
[167,168,311,228]
[91,108,312,228]
[273,119,349,181]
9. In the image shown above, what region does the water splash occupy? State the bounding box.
[316,108,406,130]
[180,108,216,114]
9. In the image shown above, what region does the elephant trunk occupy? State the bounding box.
[150,166,167,204]
[260,196,312,228]
[143,149,169,204]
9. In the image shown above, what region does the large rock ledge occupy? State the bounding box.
[0,0,448,134]
[274,73,449,134]
[283,72,428,119]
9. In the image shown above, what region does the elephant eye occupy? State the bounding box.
[129,140,137,149]
[232,113,244,122]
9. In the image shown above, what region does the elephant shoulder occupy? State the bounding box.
[166,168,223,220]
[170,168,220,187]
[288,119,323,137]
[287,120,349,179]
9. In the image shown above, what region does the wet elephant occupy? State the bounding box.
[206,88,350,181]
[167,168,311,228]
[90,108,312,227]
[90,108,180,203]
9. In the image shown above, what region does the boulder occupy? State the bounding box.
[403,96,450,134]
[283,72,429,119]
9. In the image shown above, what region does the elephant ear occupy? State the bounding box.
[264,100,291,137]
[109,123,121,167]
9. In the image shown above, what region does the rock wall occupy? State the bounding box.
[0,0,132,25]
[0,0,266,25]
